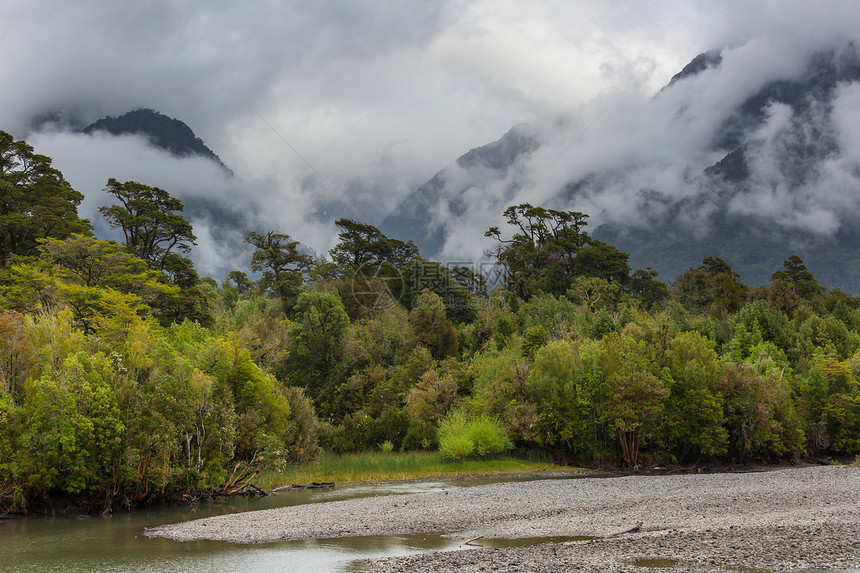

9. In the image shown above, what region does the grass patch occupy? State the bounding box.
[257,450,581,489]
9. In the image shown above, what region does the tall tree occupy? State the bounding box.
[485,203,630,300]
[330,218,418,272]
[671,256,748,315]
[245,231,312,310]
[99,179,196,271]
[771,255,823,301]
[0,130,92,267]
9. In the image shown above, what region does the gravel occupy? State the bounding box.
[144,465,860,572]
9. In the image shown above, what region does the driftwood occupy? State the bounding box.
[270,482,336,493]
[608,521,642,537]
[463,536,485,546]
[212,459,267,498]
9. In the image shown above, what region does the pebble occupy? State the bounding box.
[145,465,860,572]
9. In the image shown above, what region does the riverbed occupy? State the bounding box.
[146,465,860,573]
[0,481,473,573]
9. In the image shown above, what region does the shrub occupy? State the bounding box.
[437,409,513,460]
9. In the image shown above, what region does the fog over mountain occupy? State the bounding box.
[389,41,860,291]
[4,1,860,286]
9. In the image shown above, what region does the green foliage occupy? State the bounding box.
[437,409,513,460]
[0,234,176,339]
[407,365,460,424]
[599,332,669,466]
[671,257,748,315]
[245,231,312,311]
[486,204,633,301]
[660,331,728,458]
[0,130,93,268]
[772,255,823,300]
[627,267,669,309]
[408,290,458,359]
[4,145,860,508]
[590,309,617,340]
[99,179,195,271]
[717,362,804,460]
[401,260,479,324]
[521,325,549,359]
[285,291,349,412]
[518,293,583,338]
[20,352,124,494]
[526,339,604,455]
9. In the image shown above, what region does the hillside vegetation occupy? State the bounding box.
[1,130,859,514]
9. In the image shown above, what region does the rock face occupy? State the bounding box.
[383,42,860,293]
[82,108,232,174]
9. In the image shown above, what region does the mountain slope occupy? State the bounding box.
[381,42,860,293]
[380,123,539,255]
[82,109,232,175]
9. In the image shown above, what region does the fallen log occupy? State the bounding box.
[608,521,642,537]
[270,482,336,493]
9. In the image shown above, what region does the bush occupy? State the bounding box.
[437,410,513,460]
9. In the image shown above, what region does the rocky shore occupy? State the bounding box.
[145,465,860,572]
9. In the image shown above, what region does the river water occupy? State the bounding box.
[3,479,857,573]
[0,481,497,573]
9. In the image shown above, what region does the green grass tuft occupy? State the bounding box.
[256,450,580,489]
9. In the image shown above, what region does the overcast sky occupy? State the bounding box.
[2,0,860,277]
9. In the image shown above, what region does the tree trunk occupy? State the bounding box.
[619,429,638,468]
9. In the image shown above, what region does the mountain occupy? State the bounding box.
[380,123,540,256]
[82,109,232,175]
[596,42,860,290]
[382,42,860,293]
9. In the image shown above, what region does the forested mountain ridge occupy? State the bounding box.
[82,108,232,174]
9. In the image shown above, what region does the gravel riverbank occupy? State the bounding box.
[145,465,860,572]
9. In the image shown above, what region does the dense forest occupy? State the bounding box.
[1,130,859,514]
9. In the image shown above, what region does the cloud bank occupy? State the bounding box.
[5,1,860,277]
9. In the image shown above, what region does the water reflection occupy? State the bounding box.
[3,479,857,573]
[0,482,471,573]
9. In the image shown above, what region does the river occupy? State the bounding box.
[3,479,577,573]
[3,476,857,573]
[1,482,474,573]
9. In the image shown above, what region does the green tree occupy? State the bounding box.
[1,235,175,336]
[99,179,196,271]
[485,204,589,300]
[330,218,418,271]
[245,231,312,310]
[0,130,92,267]
[717,362,804,460]
[599,333,668,467]
[661,331,728,459]
[20,352,124,495]
[408,291,458,360]
[671,256,748,315]
[527,339,604,455]
[286,291,350,412]
[627,268,669,309]
[772,255,823,300]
